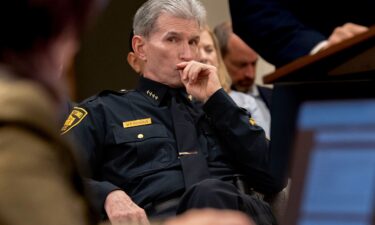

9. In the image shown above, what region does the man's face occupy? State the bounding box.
[223,34,258,92]
[141,14,200,88]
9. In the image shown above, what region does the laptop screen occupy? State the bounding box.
[284,100,375,225]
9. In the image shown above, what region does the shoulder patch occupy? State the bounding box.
[61,107,88,135]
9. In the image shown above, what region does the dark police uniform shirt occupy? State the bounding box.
[62,77,279,215]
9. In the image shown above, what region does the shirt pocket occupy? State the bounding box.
[113,124,177,178]
[114,124,168,143]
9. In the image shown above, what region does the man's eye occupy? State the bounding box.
[168,37,177,43]
[189,40,198,46]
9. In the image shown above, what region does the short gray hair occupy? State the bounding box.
[133,0,206,37]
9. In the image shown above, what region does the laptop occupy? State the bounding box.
[282,99,375,225]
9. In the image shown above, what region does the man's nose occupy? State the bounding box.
[244,72,255,79]
[179,43,195,61]
[244,66,256,79]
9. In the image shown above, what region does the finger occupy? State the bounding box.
[109,208,141,225]
[187,63,203,83]
[140,216,151,225]
[343,22,369,34]
[181,61,197,82]
[188,62,212,84]
[135,208,149,225]
[113,211,133,223]
[176,62,190,82]
[328,28,353,45]
[329,23,369,45]
[126,209,141,225]
[176,61,189,70]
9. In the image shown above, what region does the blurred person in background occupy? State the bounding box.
[214,22,271,138]
[229,0,373,67]
[198,27,268,136]
[0,0,100,224]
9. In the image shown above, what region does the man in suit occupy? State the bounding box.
[214,22,272,137]
[229,0,373,67]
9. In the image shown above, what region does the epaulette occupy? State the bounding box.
[98,89,129,96]
[80,89,131,104]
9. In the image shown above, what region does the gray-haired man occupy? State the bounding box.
[63,0,283,224]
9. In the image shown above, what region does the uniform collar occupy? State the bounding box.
[136,76,191,106]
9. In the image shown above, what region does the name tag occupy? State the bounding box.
[123,118,152,128]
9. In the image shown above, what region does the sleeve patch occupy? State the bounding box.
[60,107,88,135]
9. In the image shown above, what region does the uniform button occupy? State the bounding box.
[137,134,144,139]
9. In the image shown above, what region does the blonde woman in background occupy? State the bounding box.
[198,27,269,138]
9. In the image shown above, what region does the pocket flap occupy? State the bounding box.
[114,124,168,144]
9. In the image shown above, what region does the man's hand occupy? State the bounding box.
[163,209,255,225]
[104,190,150,225]
[325,23,368,49]
[176,61,222,103]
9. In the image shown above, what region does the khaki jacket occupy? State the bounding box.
[0,71,92,225]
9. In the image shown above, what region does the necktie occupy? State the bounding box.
[169,89,210,188]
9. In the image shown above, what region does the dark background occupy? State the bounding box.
[73,0,146,101]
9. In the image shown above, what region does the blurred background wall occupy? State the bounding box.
[72,0,274,101]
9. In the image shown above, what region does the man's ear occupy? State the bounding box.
[133,35,146,61]
[127,52,141,74]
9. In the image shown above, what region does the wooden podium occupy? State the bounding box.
[264,26,375,185]
[265,26,375,225]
